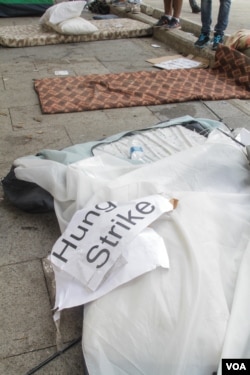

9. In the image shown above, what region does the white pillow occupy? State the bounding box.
[39,1,86,25]
[52,16,98,35]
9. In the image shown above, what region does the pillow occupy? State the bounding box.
[51,16,98,35]
[39,1,86,25]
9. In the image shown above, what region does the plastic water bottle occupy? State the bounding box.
[130,139,145,163]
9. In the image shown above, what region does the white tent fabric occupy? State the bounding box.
[13,125,250,375]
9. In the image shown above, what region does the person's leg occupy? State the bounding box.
[211,0,231,50]
[172,0,182,19]
[164,0,173,16]
[165,0,182,29]
[154,0,173,27]
[194,0,211,47]
[214,0,231,35]
[200,0,212,34]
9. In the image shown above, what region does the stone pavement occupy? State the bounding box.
[0,2,249,374]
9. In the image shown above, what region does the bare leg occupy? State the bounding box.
[173,0,183,18]
[163,0,173,15]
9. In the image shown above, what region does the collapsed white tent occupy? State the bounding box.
[13,117,250,375]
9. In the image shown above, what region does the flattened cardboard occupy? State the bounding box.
[147,54,209,69]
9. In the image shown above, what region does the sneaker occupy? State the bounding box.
[211,33,223,50]
[154,15,170,28]
[131,3,140,13]
[194,33,210,48]
[165,17,181,29]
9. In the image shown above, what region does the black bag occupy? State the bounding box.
[1,166,54,213]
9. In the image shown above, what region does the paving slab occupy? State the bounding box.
[0,260,56,358]
[230,99,250,117]
[0,204,59,266]
[148,101,219,122]
[204,100,250,131]
[0,340,85,375]
[65,106,160,144]
[0,115,72,163]
[0,109,10,128]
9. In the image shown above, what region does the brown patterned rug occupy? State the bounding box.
[34,45,250,114]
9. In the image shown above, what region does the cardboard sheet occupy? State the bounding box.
[147,54,209,69]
